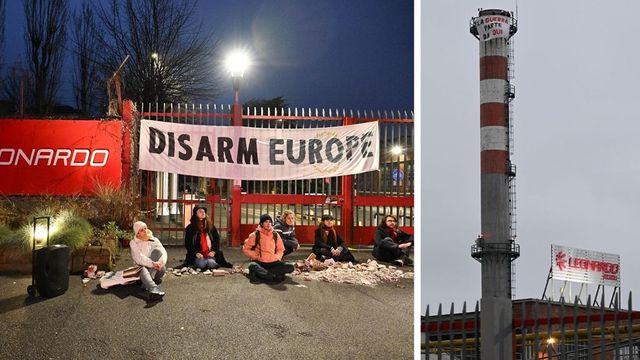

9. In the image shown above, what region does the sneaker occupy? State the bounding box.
[405,258,413,266]
[148,286,165,301]
[393,259,405,267]
[246,272,261,284]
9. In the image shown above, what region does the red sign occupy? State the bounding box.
[0,119,122,195]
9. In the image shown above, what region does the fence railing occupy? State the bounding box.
[132,103,414,246]
[423,292,640,359]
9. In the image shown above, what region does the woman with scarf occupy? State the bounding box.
[372,214,413,266]
[312,214,357,263]
[184,206,232,269]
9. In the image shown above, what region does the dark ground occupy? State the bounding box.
[0,247,413,359]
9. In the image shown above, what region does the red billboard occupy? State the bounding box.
[0,119,122,195]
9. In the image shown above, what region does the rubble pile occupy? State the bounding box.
[292,255,413,286]
[169,265,245,277]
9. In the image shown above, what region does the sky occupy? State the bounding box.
[422,0,640,313]
[1,0,413,112]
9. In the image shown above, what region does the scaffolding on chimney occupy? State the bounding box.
[507,34,518,299]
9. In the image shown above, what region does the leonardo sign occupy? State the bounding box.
[551,244,621,287]
[0,119,122,196]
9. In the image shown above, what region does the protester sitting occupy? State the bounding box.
[372,214,413,266]
[312,214,357,263]
[184,206,232,270]
[131,221,167,300]
[242,214,294,283]
[273,209,300,257]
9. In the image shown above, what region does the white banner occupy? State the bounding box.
[551,244,621,287]
[138,119,379,180]
[474,15,511,41]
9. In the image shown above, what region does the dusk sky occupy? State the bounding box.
[2,0,413,112]
[422,0,640,312]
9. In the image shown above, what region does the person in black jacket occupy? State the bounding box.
[312,214,357,263]
[184,206,232,269]
[372,214,413,266]
[273,209,300,257]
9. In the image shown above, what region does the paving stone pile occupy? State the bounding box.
[81,255,413,287]
[291,254,413,286]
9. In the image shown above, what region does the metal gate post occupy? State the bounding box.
[341,117,354,245]
[121,100,134,188]
[230,103,243,246]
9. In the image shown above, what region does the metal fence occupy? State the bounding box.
[423,292,640,359]
[133,103,414,246]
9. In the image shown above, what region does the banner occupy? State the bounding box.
[139,119,379,180]
[0,119,122,195]
[473,15,511,41]
[551,244,621,287]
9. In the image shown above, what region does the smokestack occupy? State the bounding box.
[470,8,520,360]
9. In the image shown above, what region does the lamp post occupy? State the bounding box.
[225,50,249,246]
[151,52,159,104]
[150,52,173,220]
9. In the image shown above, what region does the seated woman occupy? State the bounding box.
[273,209,300,257]
[184,206,232,270]
[242,214,294,283]
[372,214,413,266]
[312,214,357,263]
[131,221,167,300]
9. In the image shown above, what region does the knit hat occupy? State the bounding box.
[133,221,147,235]
[192,205,207,216]
[259,214,273,226]
[321,213,334,221]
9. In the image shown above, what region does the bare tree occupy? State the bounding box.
[71,1,102,116]
[94,0,221,105]
[23,0,68,115]
[244,96,289,112]
[2,64,32,116]
[0,0,5,67]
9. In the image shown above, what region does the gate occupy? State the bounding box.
[131,103,413,247]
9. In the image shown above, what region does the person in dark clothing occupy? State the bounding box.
[273,209,300,257]
[372,214,413,266]
[243,214,294,283]
[184,206,232,269]
[312,214,357,263]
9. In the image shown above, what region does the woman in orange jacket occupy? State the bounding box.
[242,214,294,282]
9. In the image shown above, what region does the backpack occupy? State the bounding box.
[250,230,280,251]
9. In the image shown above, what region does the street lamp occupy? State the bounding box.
[225,50,250,114]
[151,52,160,104]
[225,50,250,246]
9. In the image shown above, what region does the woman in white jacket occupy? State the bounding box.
[131,221,167,300]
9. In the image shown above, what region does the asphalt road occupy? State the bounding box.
[0,247,413,359]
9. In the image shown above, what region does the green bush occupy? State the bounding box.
[0,196,95,230]
[93,221,128,256]
[92,183,140,232]
[0,223,27,251]
[15,210,93,252]
[48,211,93,250]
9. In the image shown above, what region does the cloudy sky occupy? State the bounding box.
[421,0,640,312]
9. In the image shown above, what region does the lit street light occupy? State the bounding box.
[225,50,250,110]
[225,50,250,246]
[151,52,160,103]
